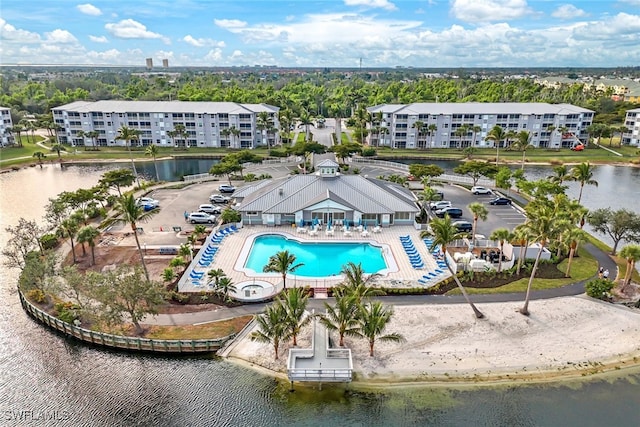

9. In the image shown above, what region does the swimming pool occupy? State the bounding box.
[243,234,389,277]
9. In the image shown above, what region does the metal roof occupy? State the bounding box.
[51,100,279,114]
[367,102,594,115]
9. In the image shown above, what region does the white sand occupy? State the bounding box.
[227,296,640,384]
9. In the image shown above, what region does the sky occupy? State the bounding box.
[1,0,640,68]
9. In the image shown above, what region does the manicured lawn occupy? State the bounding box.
[144,315,253,340]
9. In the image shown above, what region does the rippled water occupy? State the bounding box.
[1,162,640,427]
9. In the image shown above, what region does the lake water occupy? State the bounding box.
[1,161,640,427]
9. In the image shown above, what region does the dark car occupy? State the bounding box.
[435,207,463,218]
[489,197,512,206]
[452,220,473,233]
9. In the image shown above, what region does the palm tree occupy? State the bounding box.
[468,202,489,247]
[280,287,311,346]
[216,277,237,302]
[486,125,506,166]
[207,268,226,288]
[59,218,79,264]
[412,120,426,149]
[86,130,100,150]
[511,224,531,276]
[562,227,587,278]
[619,244,640,290]
[116,125,141,188]
[511,130,534,170]
[426,124,438,149]
[219,128,231,148]
[51,144,65,161]
[250,301,289,360]
[470,125,482,147]
[378,126,390,148]
[297,110,315,142]
[178,243,192,262]
[32,151,46,167]
[354,301,404,357]
[420,216,484,318]
[570,162,598,203]
[12,124,24,147]
[105,194,159,281]
[145,145,161,181]
[489,228,512,273]
[77,225,100,266]
[454,124,469,149]
[319,293,360,347]
[549,165,571,184]
[335,261,385,300]
[256,111,274,147]
[263,250,303,291]
[173,124,188,148]
[228,125,241,149]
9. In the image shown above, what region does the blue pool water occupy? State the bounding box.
[245,234,388,277]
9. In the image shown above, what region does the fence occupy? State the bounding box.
[19,291,234,353]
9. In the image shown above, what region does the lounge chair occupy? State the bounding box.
[418,279,430,285]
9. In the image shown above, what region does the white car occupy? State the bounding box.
[471,186,492,195]
[188,212,216,224]
[198,204,221,214]
[136,197,159,207]
[209,194,231,204]
[429,200,452,210]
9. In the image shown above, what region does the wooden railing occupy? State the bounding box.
[19,291,234,353]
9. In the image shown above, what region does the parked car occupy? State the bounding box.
[489,197,512,206]
[188,212,216,224]
[452,220,473,233]
[210,194,231,204]
[471,186,492,195]
[198,204,222,214]
[219,184,236,193]
[435,207,463,218]
[429,200,452,210]
[136,197,159,207]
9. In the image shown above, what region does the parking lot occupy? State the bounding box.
[428,184,527,236]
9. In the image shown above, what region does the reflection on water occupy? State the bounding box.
[1,161,640,426]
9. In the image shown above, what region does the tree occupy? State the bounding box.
[145,144,161,181]
[561,227,587,278]
[256,111,275,147]
[548,165,571,184]
[280,287,311,346]
[99,168,135,196]
[220,207,241,225]
[58,218,79,264]
[216,277,237,302]
[32,151,46,167]
[511,224,531,276]
[468,202,489,246]
[263,250,303,290]
[85,130,100,151]
[319,293,360,347]
[105,194,160,281]
[207,268,226,288]
[409,164,444,180]
[570,162,598,203]
[412,120,426,148]
[95,266,166,335]
[511,130,534,170]
[250,300,289,360]
[489,228,512,273]
[2,218,44,269]
[619,244,640,290]
[354,301,404,357]
[453,161,498,186]
[485,125,507,166]
[297,109,316,142]
[470,125,482,147]
[77,226,100,266]
[116,125,141,188]
[587,208,640,255]
[335,261,385,300]
[426,124,438,148]
[50,144,66,161]
[420,216,484,318]
[209,161,239,185]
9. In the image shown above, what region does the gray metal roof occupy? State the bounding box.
[368,102,594,115]
[52,100,279,114]
[237,173,418,215]
[627,107,640,113]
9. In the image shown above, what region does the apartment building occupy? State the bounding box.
[366,103,594,149]
[51,101,280,149]
[0,107,14,146]
[622,108,640,146]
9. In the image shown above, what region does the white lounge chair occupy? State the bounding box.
[373,226,381,233]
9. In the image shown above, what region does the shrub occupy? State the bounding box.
[585,278,614,300]
[26,289,47,304]
[168,291,189,304]
[269,149,288,158]
[40,233,59,250]
[361,147,377,157]
[54,302,80,323]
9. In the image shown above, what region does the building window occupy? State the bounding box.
[395,212,410,220]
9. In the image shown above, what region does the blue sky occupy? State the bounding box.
[1,0,640,67]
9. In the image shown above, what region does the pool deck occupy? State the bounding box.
[178,224,451,296]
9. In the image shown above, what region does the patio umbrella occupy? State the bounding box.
[358,218,362,226]
[327,219,332,230]
[299,219,304,227]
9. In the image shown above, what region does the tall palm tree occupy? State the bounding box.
[470,125,482,147]
[51,144,65,161]
[173,124,188,148]
[468,202,489,247]
[207,268,226,288]
[486,125,507,166]
[354,301,404,357]
[105,194,159,281]
[116,125,141,188]
[59,218,79,264]
[511,224,531,276]
[219,128,231,148]
[250,301,289,360]
[619,244,640,290]
[263,250,303,290]
[297,110,315,142]
[336,261,384,301]
[511,130,534,170]
[319,293,360,347]
[454,124,469,149]
[549,165,571,184]
[412,120,426,149]
[145,144,160,181]
[256,111,274,147]
[489,228,512,273]
[32,151,46,167]
[420,216,484,318]
[77,225,100,266]
[280,287,311,346]
[426,124,438,149]
[228,125,241,149]
[12,124,24,147]
[561,227,587,278]
[570,162,598,203]
[86,130,100,151]
[216,277,237,303]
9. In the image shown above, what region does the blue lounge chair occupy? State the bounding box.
[418,279,429,285]
[229,225,238,233]
[412,263,425,269]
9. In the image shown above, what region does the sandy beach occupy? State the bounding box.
[227,295,640,385]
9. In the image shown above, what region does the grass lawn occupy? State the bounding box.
[447,246,598,295]
[144,315,253,340]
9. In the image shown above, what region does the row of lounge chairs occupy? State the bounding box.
[400,235,424,269]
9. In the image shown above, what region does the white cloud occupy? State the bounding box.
[214,19,247,29]
[204,48,223,61]
[45,29,78,43]
[182,35,225,48]
[344,0,397,11]
[552,4,587,19]
[0,18,41,43]
[89,35,108,43]
[77,3,102,16]
[105,19,165,41]
[450,0,533,22]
